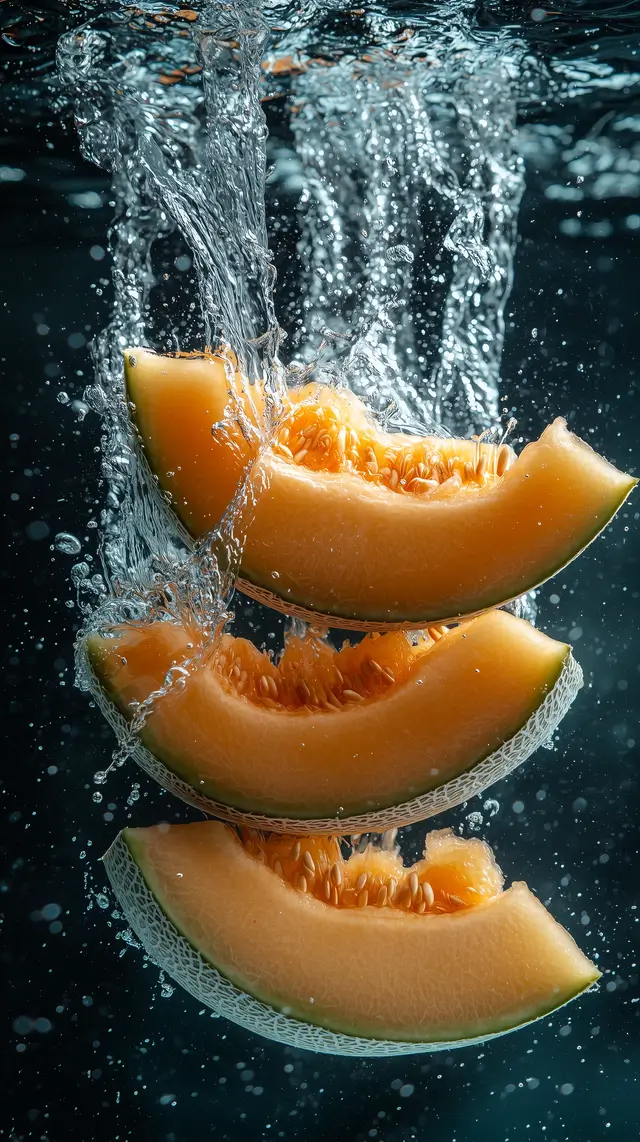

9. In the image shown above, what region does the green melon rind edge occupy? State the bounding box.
[83,637,583,832]
[103,830,599,1057]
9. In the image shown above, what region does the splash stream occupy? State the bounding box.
[57,0,530,773]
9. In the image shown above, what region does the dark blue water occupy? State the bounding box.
[3,2,640,1139]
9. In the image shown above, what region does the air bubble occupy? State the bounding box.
[387,244,414,264]
[127,782,141,806]
[159,972,175,999]
[71,561,90,582]
[71,399,89,421]
[54,532,82,555]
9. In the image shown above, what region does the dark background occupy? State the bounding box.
[3,7,640,1142]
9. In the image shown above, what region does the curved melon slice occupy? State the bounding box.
[104,821,600,1055]
[85,609,582,831]
[124,347,636,630]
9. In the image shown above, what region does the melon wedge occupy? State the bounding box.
[85,609,582,831]
[124,347,636,630]
[104,822,600,1055]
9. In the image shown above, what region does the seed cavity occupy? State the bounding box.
[246,832,493,920]
[213,613,457,717]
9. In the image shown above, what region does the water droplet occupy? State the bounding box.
[26,520,50,541]
[55,532,82,555]
[387,243,414,264]
[41,902,61,921]
[94,771,108,785]
[92,791,103,803]
[159,975,175,999]
[71,561,90,582]
[57,391,69,405]
[483,798,500,817]
[71,399,89,421]
[126,782,141,806]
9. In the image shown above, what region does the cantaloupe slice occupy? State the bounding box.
[85,609,582,831]
[104,821,600,1055]
[124,347,636,630]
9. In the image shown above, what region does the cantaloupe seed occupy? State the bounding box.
[211,626,444,711]
[239,828,503,918]
[271,397,516,495]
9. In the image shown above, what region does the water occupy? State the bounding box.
[53,0,537,763]
[49,0,639,671]
[3,0,640,1138]
[55,0,526,645]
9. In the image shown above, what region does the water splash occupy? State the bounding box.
[283,29,525,432]
[57,2,527,603]
[58,4,280,610]
[55,1,549,768]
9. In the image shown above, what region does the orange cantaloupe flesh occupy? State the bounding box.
[124,348,636,627]
[125,348,262,533]
[87,609,571,819]
[120,821,600,1043]
[239,827,505,912]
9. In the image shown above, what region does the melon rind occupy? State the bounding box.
[103,831,597,1056]
[84,639,582,834]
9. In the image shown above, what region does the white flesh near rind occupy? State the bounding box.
[103,831,598,1056]
[83,638,582,834]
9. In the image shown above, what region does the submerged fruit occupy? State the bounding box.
[125,347,636,629]
[104,821,600,1054]
[85,609,582,830]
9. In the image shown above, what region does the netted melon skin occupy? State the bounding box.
[103,833,552,1056]
[88,647,582,833]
